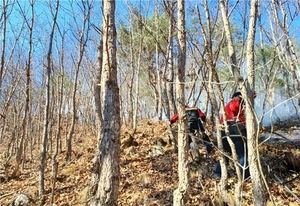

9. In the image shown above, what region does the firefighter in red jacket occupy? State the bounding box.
[170,105,213,161]
[220,92,246,124]
[213,91,256,179]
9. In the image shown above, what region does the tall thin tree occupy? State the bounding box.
[39,0,59,203]
[197,1,230,203]
[244,0,267,204]
[50,27,66,205]
[10,0,34,179]
[90,0,121,205]
[163,0,176,119]
[66,0,92,162]
[173,0,189,205]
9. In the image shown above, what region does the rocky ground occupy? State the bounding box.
[1,119,300,205]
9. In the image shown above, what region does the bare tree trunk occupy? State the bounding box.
[39,0,59,203]
[163,0,176,151]
[196,1,231,204]
[11,0,34,179]
[66,1,91,162]
[0,0,9,91]
[164,0,176,119]
[0,0,13,144]
[133,27,144,132]
[155,7,162,120]
[270,0,300,105]
[127,20,134,127]
[90,0,120,205]
[245,0,267,205]
[173,1,189,205]
[218,2,245,204]
[94,42,103,130]
[50,30,66,205]
[219,0,242,84]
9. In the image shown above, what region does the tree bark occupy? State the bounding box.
[197,1,231,203]
[173,0,189,205]
[270,0,300,105]
[219,0,242,84]
[155,8,162,120]
[50,28,66,205]
[133,33,143,132]
[0,0,8,91]
[127,16,134,127]
[66,0,91,162]
[39,0,59,203]
[164,0,176,119]
[245,0,267,205]
[90,0,121,205]
[10,0,34,179]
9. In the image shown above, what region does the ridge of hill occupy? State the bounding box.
[1,119,300,205]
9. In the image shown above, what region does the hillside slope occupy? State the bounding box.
[1,119,300,205]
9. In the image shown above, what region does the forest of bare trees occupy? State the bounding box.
[1,0,300,205]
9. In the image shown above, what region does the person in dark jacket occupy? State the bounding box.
[170,105,213,160]
[213,91,256,179]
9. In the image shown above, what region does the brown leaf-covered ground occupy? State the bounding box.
[1,119,300,205]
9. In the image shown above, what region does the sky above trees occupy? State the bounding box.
[2,0,300,126]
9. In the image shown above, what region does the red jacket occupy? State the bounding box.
[170,105,206,123]
[220,99,245,124]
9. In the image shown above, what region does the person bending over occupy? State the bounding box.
[170,105,213,161]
